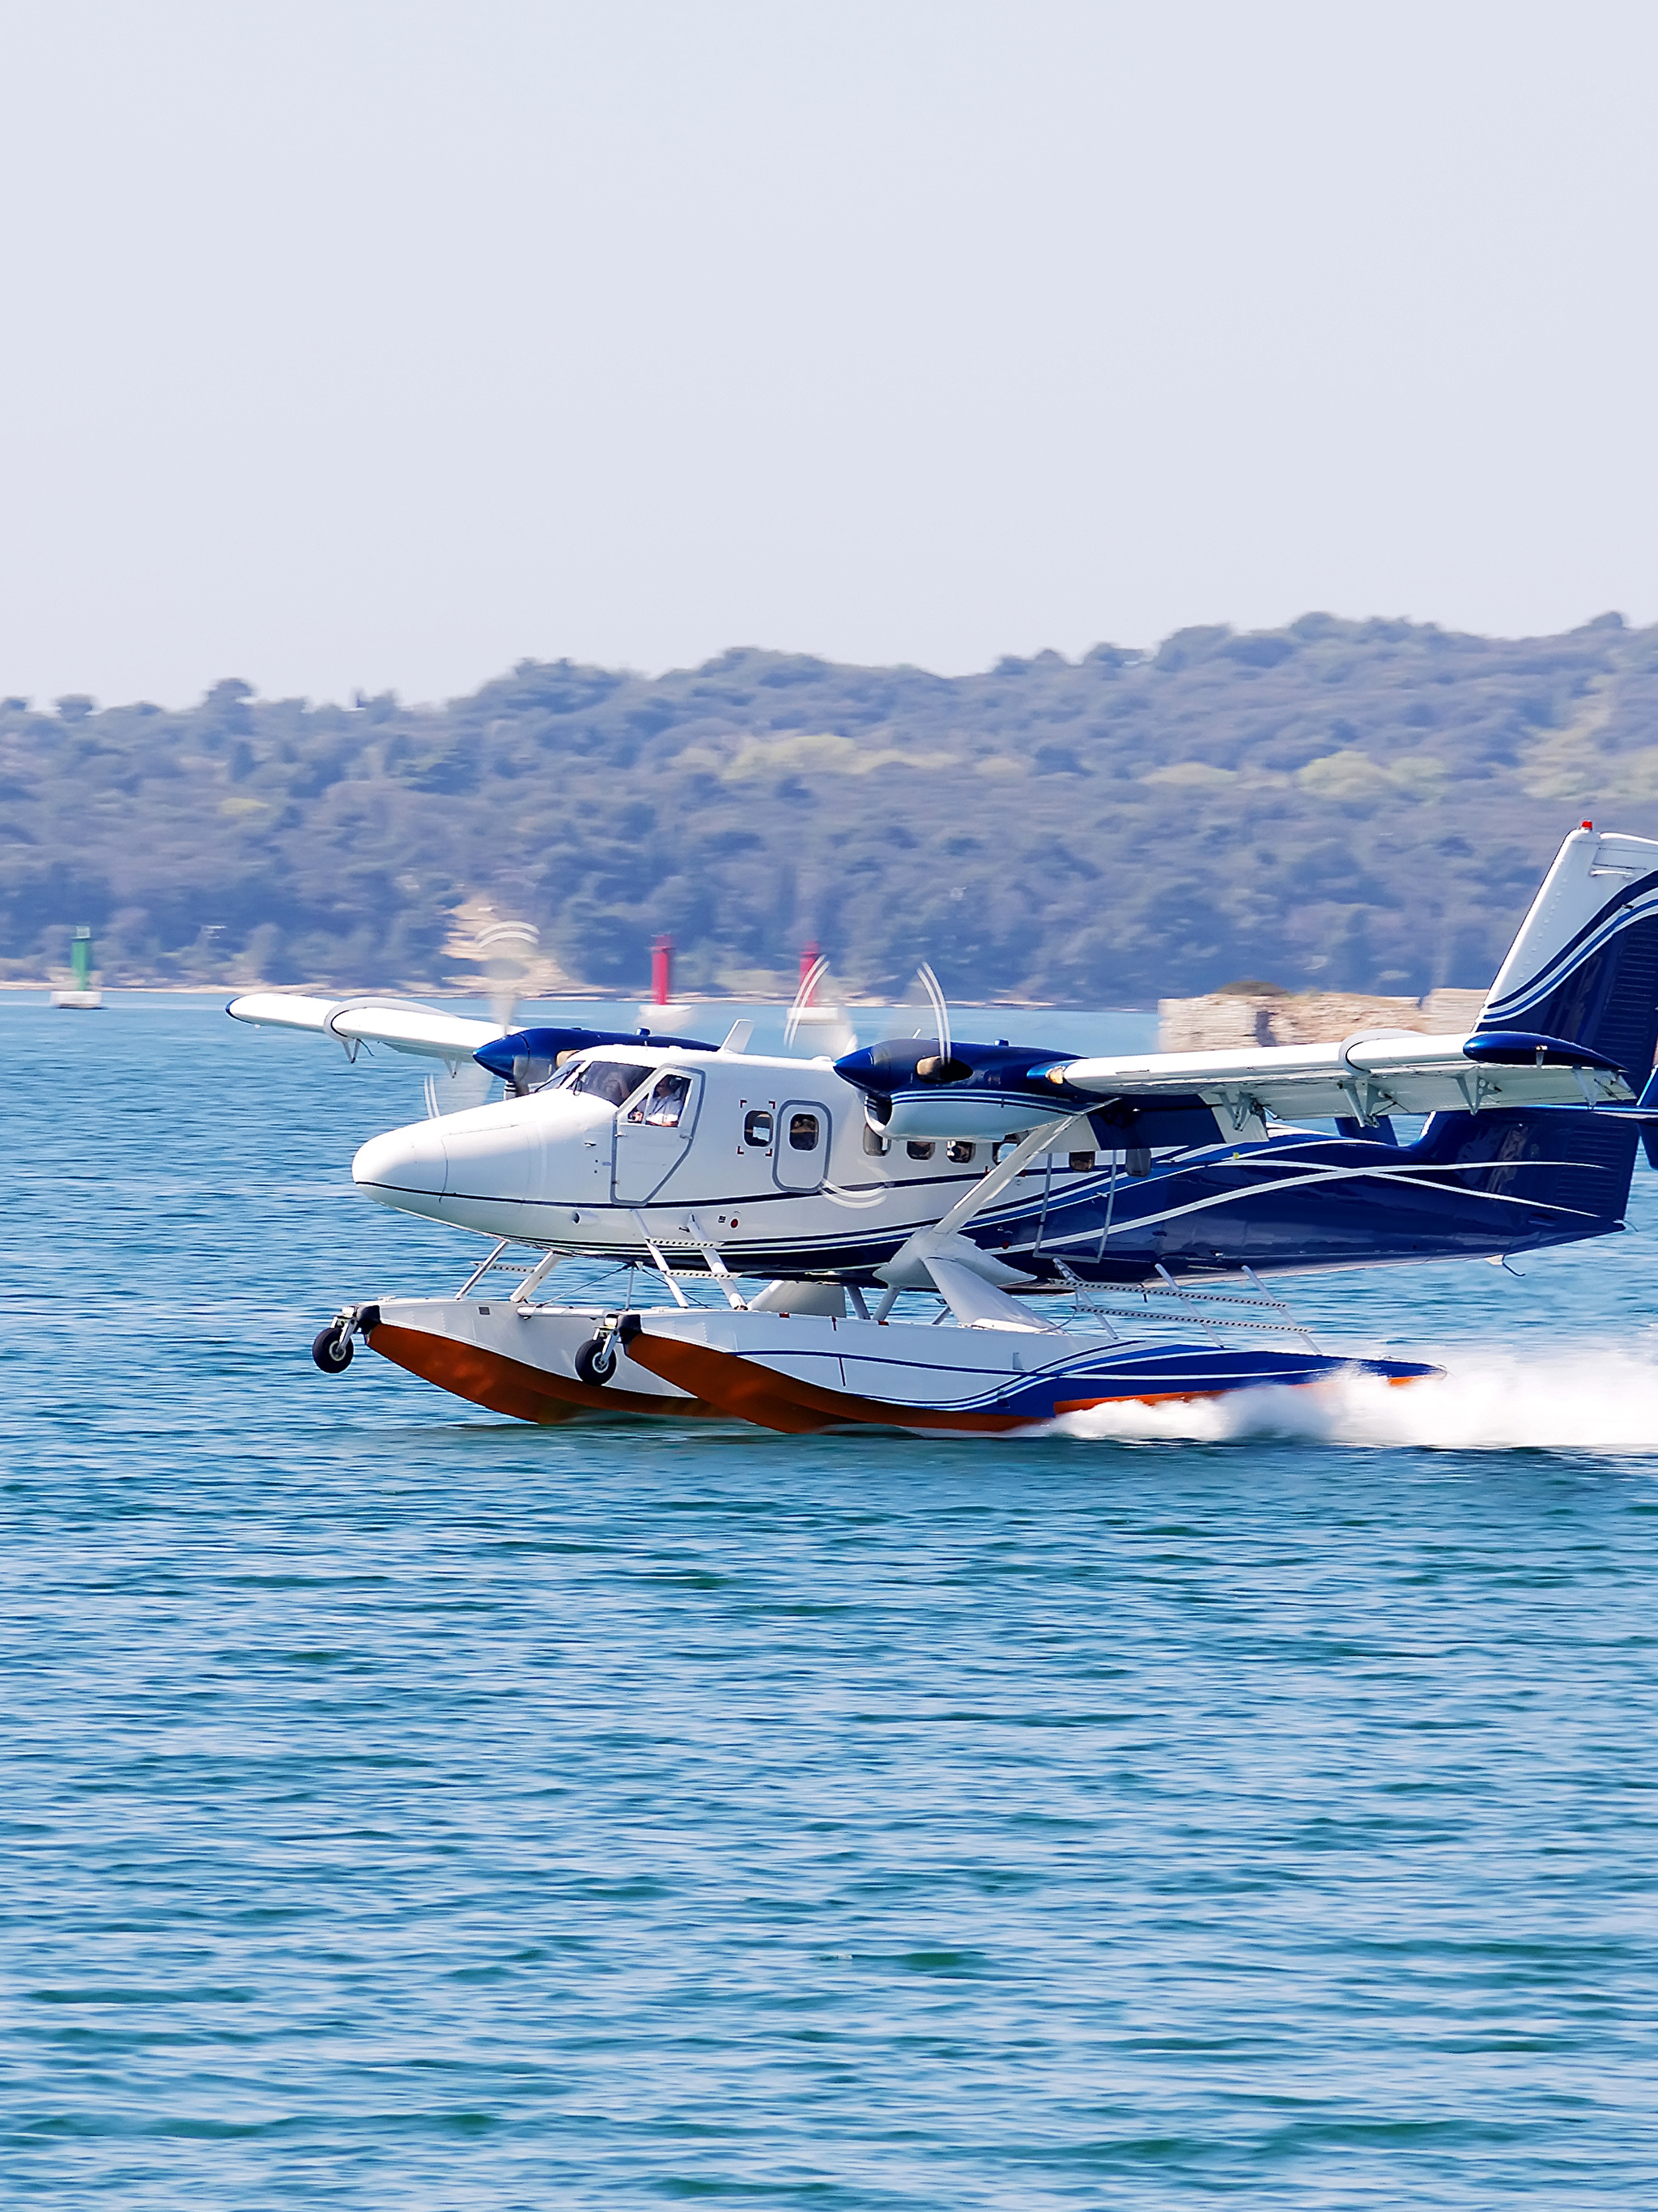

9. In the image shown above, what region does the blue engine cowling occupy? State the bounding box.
[475,1023,716,1091]
[832,1037,1223,1151]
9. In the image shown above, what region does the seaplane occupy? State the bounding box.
[230,823,1658,1435]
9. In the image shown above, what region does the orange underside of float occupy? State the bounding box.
[366,1322,718,1423]
[366,1323,1416,1436]
[621,1335,1235,1436]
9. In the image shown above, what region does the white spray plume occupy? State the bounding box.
[1048,1345,1658,1457]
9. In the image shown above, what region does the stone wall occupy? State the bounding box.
[1158,987,1489,1052]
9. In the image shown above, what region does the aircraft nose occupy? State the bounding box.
[352,1121,447,1202]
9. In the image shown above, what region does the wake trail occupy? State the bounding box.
[1048,1344,1658,1454]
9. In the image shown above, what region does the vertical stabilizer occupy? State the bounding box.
[1478,826,1658,1078]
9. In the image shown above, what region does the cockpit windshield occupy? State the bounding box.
[566,1059,654,1108]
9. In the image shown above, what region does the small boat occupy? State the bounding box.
[316,1253,1438,1436]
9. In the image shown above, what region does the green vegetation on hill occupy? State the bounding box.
[4,610,1656,1002]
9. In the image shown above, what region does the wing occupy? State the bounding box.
[1039,1028,1635,1126]
[227,993,502,1065]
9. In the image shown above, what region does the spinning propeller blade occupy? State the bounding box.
[435,898,545,1112]
[474,917,539,1034]
[784,952,831,1048]
[782,946,858,1057]
[916,961,950,1065]
[902,962,969,1079]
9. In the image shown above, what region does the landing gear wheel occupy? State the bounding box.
[574,1334,617,1385]
[312,1325,355,1373]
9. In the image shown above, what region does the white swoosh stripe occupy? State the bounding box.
[1028,1153,1611,1252]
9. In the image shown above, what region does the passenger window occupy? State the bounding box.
[743,1108,774,1148]
[572,1059,653,1107]
[863,1127,890,1156]
[789,1112,820,1151]
[906,1139,935,1160]
[946,1140,976,1163]
[1069,1150,1096,1172]
[627,1073,692,1128]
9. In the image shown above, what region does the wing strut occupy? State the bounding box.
[871,1114,1090,1317]
[933,1115,1089,1237]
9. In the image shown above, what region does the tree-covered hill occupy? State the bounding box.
[6,610,1656,1002]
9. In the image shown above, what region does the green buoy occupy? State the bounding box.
[52,925,103,1008]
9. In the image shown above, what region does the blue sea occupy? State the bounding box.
[6,993,1658,2208]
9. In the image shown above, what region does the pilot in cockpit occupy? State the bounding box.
[627,1073,692,1126]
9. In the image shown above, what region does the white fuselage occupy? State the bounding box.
[351,1045,1078,1271]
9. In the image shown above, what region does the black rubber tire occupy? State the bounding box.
[574,1334,616,1386]
[312,1325,355,1373]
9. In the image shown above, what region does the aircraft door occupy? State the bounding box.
[612,1070,702,1202]
[773,1100,831,1193]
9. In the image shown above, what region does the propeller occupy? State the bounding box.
[907,961,970,1082]
[784,950,830,1044]
[784,942,857,1057]
[431,898,547,1116]
[474,916,541,1033]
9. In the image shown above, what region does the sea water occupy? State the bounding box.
[5,994,1658,2208]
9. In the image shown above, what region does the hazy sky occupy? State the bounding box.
[1,1,1654,706]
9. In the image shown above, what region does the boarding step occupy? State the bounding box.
[453,1240,560,1304]
[630,1213,748,1311]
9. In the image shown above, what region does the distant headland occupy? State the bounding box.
[2,612,1650,1005]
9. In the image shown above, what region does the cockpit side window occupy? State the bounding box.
[627,1072,694,1127]
[571,1059,653,1108]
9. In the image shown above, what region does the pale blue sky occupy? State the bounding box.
[0,1,1653,704]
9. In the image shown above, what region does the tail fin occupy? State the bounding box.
[1405,1104,1639,1247]
[1478,825,1658,1079]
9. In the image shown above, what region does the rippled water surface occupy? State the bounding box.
[7,996,1658,2207]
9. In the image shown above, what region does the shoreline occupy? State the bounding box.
[0,981,1134,1012]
